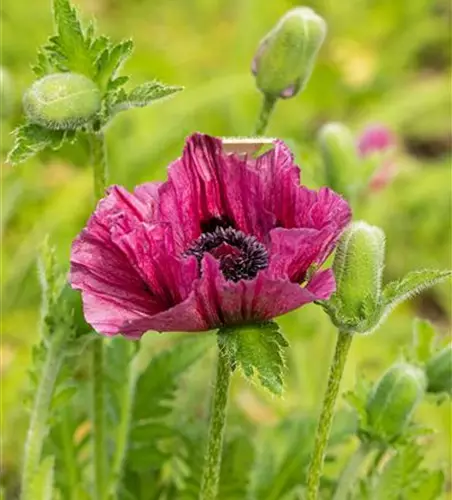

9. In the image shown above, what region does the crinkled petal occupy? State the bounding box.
[186,255,333,329]
[268,226,340,282]
[252,141,351,232]
[112,222,199,306]
[158,133,274,250]
[70,230,162,337]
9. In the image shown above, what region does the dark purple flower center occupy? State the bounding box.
[186,226,269,282]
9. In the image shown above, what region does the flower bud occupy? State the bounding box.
[23,72,101,129]
[366,363,426,442]
[318,122,360,197]
[425,344,452,395]
[252,8,327,99]
[332,222,385,329]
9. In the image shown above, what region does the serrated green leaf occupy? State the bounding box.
[382,270,451,312]
[95,39,133,90]
[52,0,93,74]
[126,335,212,471]
[7,124,67,165]
[107,80,183,119]
[413,318,437,363]
[218,322,288,395]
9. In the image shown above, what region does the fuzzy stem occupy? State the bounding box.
[89,131,108,500]
[254,94,277,135]
[199,343,232,500]
[109,343,137,499]
[306,331,353,500]
[90,132,108,200]
[20,329,65,500]
[333,442,371,500]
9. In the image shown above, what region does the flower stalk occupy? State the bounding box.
[89,131,108,500]
[21,328,66,500]
[199,341,232,500]
[254,94,277,135]
[306,331,353,500]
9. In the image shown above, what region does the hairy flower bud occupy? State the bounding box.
[23,72,101,129]
[331,221,385,331]
[252,8,326,99]
[318,122,360,198]
[366,363,426,442]
[425,344,452,395]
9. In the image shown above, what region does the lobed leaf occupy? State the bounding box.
[218,322,289,395]
[52,0,93,75]
[106,80,183,120]
[382,270,451,313]
[95,39,134,90]
[6,124,70,165]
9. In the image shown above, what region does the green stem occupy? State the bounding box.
[333,442,371,500]
[90,132,108,200]
[199,343,232,500]
[254,94,277,135]
[89,131,108,500]
[21,330,65,500]
[306,331,353,500]
[109,344,137,499]
[60,408,79,500]
[91,337,108,500]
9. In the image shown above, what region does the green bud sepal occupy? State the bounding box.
[252,7,326,99]
[23,72,102,130]
[321,221,451,335]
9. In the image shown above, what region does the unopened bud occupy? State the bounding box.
[318,122,360,197]
[425,344,452,395]
[366,363,426,442]
[23,72,101,129]
[252,8,326,99]
[332,222,385,330]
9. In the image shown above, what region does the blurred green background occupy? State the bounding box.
[1,0,451,496]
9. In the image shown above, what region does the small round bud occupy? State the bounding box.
[425,344,452,395]
[23,72,101,130]
[333,221,385,329]
[318,122,360,197]
[366,363,426,442]
[252,8,327,99]
[1,66,14,118]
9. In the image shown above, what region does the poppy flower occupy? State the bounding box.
[70,133,351,338]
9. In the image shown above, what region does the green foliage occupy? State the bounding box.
[7,0,182,165]
[6,124,72,165]
[125,335,211,471]
[368,443,445,500]
[218,322,289,395]
[323,224,451,334]
[105,81,183,121]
